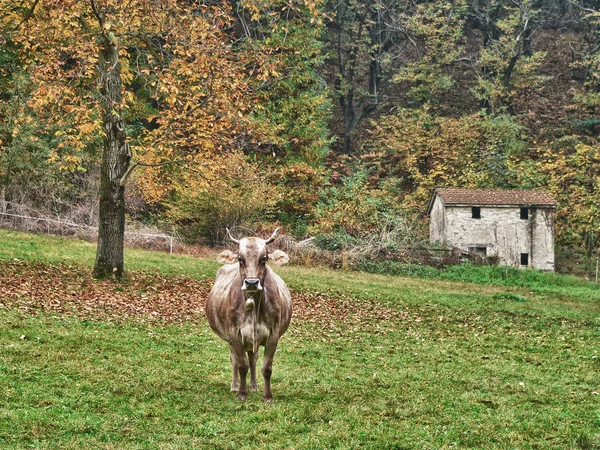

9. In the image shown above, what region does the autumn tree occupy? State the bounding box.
[394,0,467,106]
[568,1,600,128]
[326,0,411,154]
[466,0,546,114]
[226,0,333,234]
[0,59,52,209]
[530,138,600,254]
[368,108,528,208]
[4,0,260,277]
[530,0,600,253]
[240,0,332,166]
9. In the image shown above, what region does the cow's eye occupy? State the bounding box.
[262,255,268,263]
[238,256,243,263]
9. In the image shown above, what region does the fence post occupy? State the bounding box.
[169,236,173,255]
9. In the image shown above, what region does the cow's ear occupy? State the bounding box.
[269,249,289,266]
[217,250,238,265]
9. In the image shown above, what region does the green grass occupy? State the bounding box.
[0,229,220,279]
[357,258,599,289]
[0,229,599,449]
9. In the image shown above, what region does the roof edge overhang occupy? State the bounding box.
[426,187,557,216]
[443,203,557,209]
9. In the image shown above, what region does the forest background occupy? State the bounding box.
[1,0,599,274]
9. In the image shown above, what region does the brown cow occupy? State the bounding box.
[206,228,292,401]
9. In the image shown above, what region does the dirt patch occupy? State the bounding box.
[0,260,208,324]
[0,260,411,329]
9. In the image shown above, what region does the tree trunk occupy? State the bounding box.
[0,185,6,214]
[342,128,353,155]
[334,1,385,155]
[341,89,355,154]
[502,54,519,115]
[93,34,131,279]
[523,26,533,57]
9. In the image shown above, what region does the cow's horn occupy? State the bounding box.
[226,228,240,245]
[265,227,281,244]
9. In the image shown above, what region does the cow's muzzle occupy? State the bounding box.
[242,278,263,292]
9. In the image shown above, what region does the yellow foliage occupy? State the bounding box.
[4,0,268,197]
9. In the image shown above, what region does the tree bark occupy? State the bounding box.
[502,54,518,115]
[333,0,394,154]
[93,32,131,279]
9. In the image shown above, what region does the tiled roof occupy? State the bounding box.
[428,187,556,213]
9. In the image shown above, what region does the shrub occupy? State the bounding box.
[313,232,359,252]
[311,170,381,235]
[309,210,427,268]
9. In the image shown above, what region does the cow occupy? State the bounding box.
[206,228,292,401]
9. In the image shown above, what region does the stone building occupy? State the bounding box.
[427,188,557,271]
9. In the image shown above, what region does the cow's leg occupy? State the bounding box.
[261,337,279,402]
[230,350,239,392]
[230,342,249,401]
[248,351,259,391]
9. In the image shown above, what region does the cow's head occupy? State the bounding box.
[217,228,289,295]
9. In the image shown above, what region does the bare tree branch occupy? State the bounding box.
[120,159,186,187]
[9,0,41,32]
[90,0,105,28]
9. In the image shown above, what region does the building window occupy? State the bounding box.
[472,207,481,219]
[468,247,487,256]
[520,253,529,266]
[520,207,529,220]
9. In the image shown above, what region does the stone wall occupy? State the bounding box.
[430,201,554,271]
[530,208,555,271]
[429,196,445,244]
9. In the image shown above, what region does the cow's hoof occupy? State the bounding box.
[230,384,239,392]
[249,384,258,392]
[263,395,274,403]
[238,392,248,402]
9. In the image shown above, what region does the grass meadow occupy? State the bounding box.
[0,229,599,449]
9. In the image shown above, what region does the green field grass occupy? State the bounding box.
[0,229,599,449]
[0,230,220,279]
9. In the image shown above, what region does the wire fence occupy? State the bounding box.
[0,210,175,254]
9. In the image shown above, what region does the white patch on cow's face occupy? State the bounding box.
[238,238,267,257]
[237,238,268,293]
